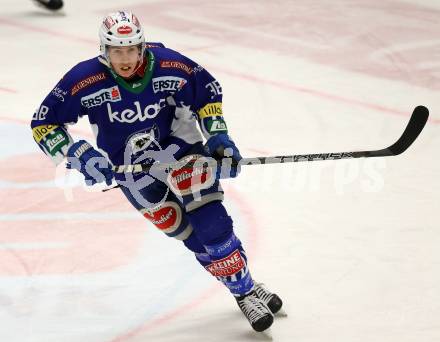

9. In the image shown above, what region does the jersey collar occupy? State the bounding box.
[107,50,155,94]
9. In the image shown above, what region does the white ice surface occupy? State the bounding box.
[0,1,439,342]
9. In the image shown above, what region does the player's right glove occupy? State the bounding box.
[66,140,114,186]
[205,133,242,179]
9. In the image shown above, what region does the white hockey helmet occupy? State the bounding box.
[99,11,145,62]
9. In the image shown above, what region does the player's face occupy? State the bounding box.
[108,45,141,78]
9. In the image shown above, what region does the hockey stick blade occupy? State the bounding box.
[353,105,429,158]
[238,105,430,166]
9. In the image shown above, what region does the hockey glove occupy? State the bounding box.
[205,133,242,178]
[66,140,114,186]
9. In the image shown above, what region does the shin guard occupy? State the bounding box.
[203,233,254,296]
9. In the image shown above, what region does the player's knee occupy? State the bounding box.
[204,232,242,259]
[140,201,192,241]
[186,201,233,245]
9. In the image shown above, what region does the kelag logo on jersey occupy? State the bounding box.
[108,99,166,123]
[81,86,122,108]
[152,76,187,93]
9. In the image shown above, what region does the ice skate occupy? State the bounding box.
[254,282,287,317]
[236,291,274,332]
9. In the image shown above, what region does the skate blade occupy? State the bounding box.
[274,308,288,317]
[252,328,273,340]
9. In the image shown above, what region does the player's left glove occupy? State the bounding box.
[205,133,242,178]
[66,140,114,186]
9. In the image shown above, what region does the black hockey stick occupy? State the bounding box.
[111,105,429,175]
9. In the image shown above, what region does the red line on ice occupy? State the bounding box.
[209,66,440,125]
[0,17,95,46]
[0,87,17,94]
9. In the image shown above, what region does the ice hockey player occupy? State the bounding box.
[33,0,63,11]
[30,11,283,332]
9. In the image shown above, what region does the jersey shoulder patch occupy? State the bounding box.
[152,48,196,76]
[64,57,109,96]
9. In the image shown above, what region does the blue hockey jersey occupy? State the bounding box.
[30,43,228,170]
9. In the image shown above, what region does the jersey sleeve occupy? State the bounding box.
[173,55,228,140]
[30,67,87,164]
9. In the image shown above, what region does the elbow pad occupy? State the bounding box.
[197,102,228,139]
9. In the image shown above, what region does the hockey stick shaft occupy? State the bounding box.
[112,105,429,174]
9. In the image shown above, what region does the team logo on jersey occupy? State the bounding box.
[152,76,187,93]
[117,25,132,35]
[81,86,121,108]
[127,126,160,155]
[107,99,166,123]
[71,73,107,96]
[160,60,193,75]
